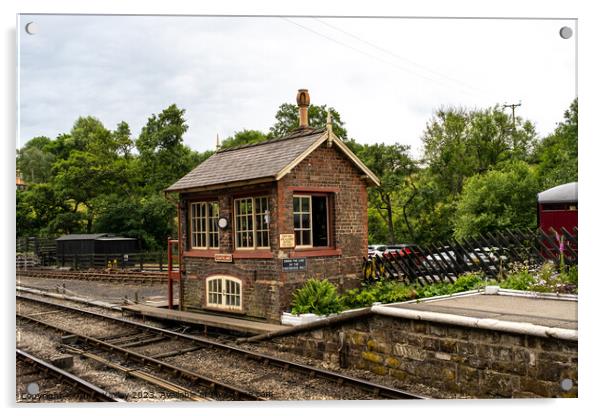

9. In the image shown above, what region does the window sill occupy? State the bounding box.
[289,248,342,258]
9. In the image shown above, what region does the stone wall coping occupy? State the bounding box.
[241,287,578,343]
[383,287,577,308]
[371,304,578,341]
[494,287,578,301]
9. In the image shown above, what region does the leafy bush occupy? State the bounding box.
[500,263,577,294]
[562,266,578,286]
[340,273,487,310]
[452,273,487,291]
[290,278,343,315]
[500,268,536,291]
[341,281,417,309]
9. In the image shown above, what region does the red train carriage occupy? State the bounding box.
[537,182,577,260]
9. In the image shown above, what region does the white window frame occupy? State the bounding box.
[189,201,219,249]
[205,275,242,311]
[234,196,270,250]
[293,195,313,248]
[293,194,330,248]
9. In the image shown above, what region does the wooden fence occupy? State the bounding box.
[363,227,577,286]
[16,237,176,272]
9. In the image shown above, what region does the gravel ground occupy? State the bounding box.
[16,293,452,400]
[240,341,462,399]
[16,325,183,402]
[17,275,177,305]
[163,347,374,400]
[16,299,403,401]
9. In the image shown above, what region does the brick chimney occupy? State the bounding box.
[296,89,310,128]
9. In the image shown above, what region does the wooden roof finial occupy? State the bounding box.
[216,133,220,150]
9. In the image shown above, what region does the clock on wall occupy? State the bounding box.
[218,216,229,229]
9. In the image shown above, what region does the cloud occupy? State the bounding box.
[18,15,576,157]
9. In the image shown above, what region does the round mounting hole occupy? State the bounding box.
[27,382,40,395]
[25,22,38,35]
[560,378,573,391]
[559,26,573,39]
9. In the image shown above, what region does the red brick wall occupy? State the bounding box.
[178,141,370,322]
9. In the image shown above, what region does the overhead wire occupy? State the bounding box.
[312,18,485,96]
[281,17,489,100]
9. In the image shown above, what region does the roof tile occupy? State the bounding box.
[166,128,325,192]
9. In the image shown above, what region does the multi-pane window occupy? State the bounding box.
[293,195,329,247]
[206,276,241,310]
[190,201,219,249]
[293,195,312,246]
[234,196,270,249]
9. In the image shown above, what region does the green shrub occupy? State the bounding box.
[452,273,486,291]
[414,282,454,298]
[560,265,578,286]
[290,278,342,315]
[340,281,418,309]
[500,268,536,290]
[340,273,487,310]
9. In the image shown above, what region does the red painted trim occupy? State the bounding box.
[287,186,340,193]
[289,248,342,258]
[184,250,274,259]
[183,250,220,258]
[233,250,273,259]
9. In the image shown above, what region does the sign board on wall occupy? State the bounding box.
[214,253,233,263]
[282,258,306,272]
[279,233,295,248]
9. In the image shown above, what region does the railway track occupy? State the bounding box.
[17,268,168,285]
[17,294,425,400]
[16,348,123,402]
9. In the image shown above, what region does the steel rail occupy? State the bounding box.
[17,269,168,284]
[61,346,211,402]
[17,312,264,401]
[16,348,124,402]
[17,294,426,399]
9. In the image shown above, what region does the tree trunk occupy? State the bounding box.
[384,194,395,244]
[402,182,418,242]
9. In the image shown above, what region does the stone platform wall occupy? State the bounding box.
[267,314,577,398]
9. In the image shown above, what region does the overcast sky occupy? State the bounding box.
[17,14,576,157]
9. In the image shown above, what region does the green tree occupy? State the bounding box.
[220,129,267,149]
[534,99,578,189]
[113,121,134,158]
[357,143,416,244]
[422,106,537,196]
[51,117,130,232]
[396,171,456,244]
[136,104,202,193]
[16,136,56,184]
[92,194,176,249]
[268,103,348,139]
[17,184,82,236]
[453,160,540,239]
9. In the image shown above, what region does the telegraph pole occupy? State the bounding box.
[503,102,522,129]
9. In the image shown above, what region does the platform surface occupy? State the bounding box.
[122,303,287,335]
[388,293,577,329]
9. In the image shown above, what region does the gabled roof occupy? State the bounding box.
[538,182,578,203]
[166,127,380,192]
